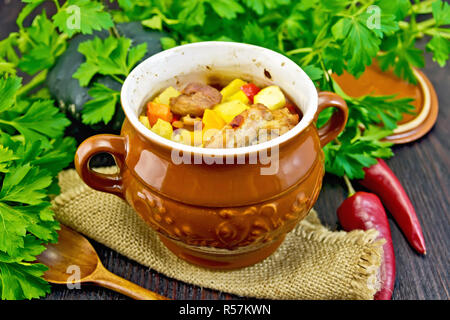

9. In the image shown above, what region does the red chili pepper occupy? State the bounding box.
[241,83,260,103]
[338,190,396,300]
[359,159,426,255]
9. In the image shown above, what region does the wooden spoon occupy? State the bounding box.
[37,225,169,300]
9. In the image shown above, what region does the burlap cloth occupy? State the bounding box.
[52,168,384,300]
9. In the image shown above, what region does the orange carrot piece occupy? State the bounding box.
[147,102,173,126]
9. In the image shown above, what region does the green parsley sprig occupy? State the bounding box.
[0,76,75,299]
[0,0,114,90]
[0,0,114,300]
[73,36,147,124]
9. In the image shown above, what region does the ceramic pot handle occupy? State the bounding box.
[75,134,126,198]
[315,91,349,147]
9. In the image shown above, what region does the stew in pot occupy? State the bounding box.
[139,78,301,148]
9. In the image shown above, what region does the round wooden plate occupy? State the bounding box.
[332,62,439,144]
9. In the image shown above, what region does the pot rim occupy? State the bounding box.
[121,41,318,156]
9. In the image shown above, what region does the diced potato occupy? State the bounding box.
[220,79,247,101]
[202,127,221,143]
[151,118,173,140]
[191,129,203,146]
[172,128,192,145]
[253,85,286,110]
[154,86,181,105]
[139,115,151,129]
[202,109,226,130]
[225,90,250,104]
[214,100,249,123]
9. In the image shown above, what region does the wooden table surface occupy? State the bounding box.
[1,0,448,300]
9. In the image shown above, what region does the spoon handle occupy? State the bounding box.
[92,267,169,300]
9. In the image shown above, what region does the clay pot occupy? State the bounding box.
[75,42,348,269]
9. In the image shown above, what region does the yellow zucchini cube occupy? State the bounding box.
[154,86,181,105]
[202,109,226,130]
[151,118,173,140]
[225,90,250,104]
[202,127,221,144]
[214,100,249,124]
[253,85,286,110]
[191,129,203,146]
[139,115,151,129]
[220,79,247,101]
[172,128,192,145]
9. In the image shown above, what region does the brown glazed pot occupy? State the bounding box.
[75,42,348,269]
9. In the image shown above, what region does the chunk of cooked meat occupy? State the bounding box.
[203,104,299,148]
[266,107,300,133]
[170,82,222,117]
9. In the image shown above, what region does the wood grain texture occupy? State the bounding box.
[0,0,448,300]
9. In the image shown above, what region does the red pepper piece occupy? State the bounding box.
[359,159,426,254]
[285,102,297,115]
[338,191,396,300]
[171,113,181,123]
[241,83,261,103]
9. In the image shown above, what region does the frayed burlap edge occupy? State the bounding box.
[296,216,384,299]
[52,168,383,300]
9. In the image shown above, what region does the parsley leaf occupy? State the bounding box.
[0,262,50,300]
[53,0,114,37]
[243,0,289,15]
[376,0,411,21]
[322,46,345,75]
[29,137,77,177]
[0,164,52,206]
[127,43,148,72]
[243,23,278,50]
[324,125,393,179]
[73,36,147,125]
[82,83,120,125]
[142,15,163,30]
[17,13,66,75]
[160,37,177,50]
[0,100,70,145]
[0,33,20,66]
[0,76,75,300]
[378,36,425,84]
[332,16,380,76]
[0,146,18,173]
[332,78,415,130]
[426,35,449,67]
[302,65,323,81]
[178,0,206,27]
[0,77,21,113]
[349,95,415,130]
[207,0,244,20]
[432,0,450,27]
[177,0,244,27]
[74,36,147,87]
[73,37,117,86]
[359,10,399,39]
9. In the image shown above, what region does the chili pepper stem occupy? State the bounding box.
[343,175,356,197]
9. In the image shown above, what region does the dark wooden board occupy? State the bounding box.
[1,0,448,300]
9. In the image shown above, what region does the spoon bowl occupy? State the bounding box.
[37,225,168,300]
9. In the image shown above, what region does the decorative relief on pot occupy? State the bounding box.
[127,176,317,250]
[216,220,248,247]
